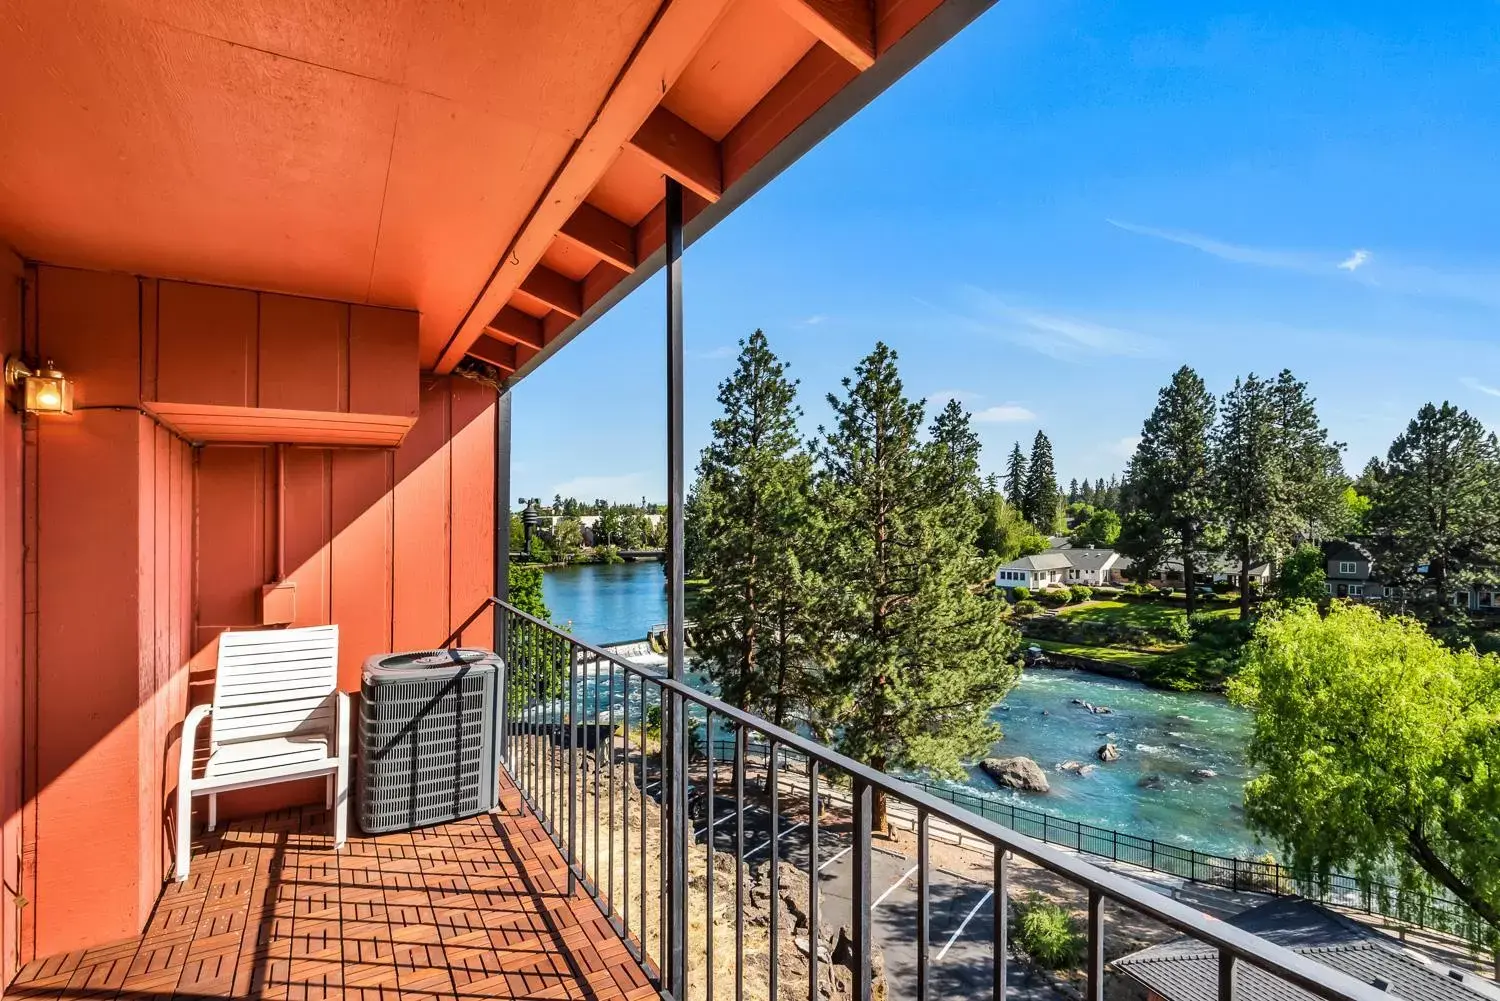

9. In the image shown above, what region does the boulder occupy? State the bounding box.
[1058,760,1086,774]
[982,756,1050,793]
[1137,774,1165,790]
[1091,705,1113,715]
[1097,743,1121,762]
[1191,768,1218,780]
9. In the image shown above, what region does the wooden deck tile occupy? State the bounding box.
[6,791,650,1001]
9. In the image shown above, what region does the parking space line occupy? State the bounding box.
[936,888,993,961]
[695,811,736,838]
[818,845,853,872]
[744,821,807,859]
[873,864,919,909]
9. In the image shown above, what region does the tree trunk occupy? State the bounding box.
[1408,824,1500,932]
[870,755,890,834]
[1183,542,1197,618]
[1240,539,1253,621]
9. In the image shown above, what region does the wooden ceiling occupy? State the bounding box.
[0,0,992,383]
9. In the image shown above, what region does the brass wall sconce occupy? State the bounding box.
[4,357,74,414]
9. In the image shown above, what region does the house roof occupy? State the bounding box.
[1047,535,1073,550]
[1116,898,1496,1001]
[1162,555,1272,576]
[1060,548,1119,571]
[999,552,1074,572]
[1322,539,1375,565]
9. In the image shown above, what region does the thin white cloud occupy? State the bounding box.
[550,473,653,503]
[973,404,1037,423]
[799,314,828,326]
[1110,435,1143,459]
[945,290,1163,362]
[1338,249,1371,272]
[1111,219,1500,308]
[1462,377,1500,399]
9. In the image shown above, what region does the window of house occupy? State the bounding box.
[1384,586,1395,598]
[1455,591,1468,607]
[1324,583,1333,595]
[1349,585,1364,597]
[1482,592,1493,608]
[1338,561,1357,575]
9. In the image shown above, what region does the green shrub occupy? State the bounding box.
[1161,615,1191,643]
[1069,585,1093,604]
[1011,586,1031,602]
[1213,580,1235,594]
[1015,896,1084,969]
[1038,589,1071,607]
[1157,586,1175,598]
[1092,585,1122,598]
[1013,599,1042,617]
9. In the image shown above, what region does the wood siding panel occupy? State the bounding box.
[258,295,348,413]
[34,410,144,952]
[0,250,24,987]
[35,266,140,408]
[449,382,495,646]
[331,451,394,690]
[156,282,258,407]
[282,448,333,625]
[392,385,451,652]
[349,305,419,419]
[194,448,267,634]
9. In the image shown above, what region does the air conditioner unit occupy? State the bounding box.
[358,648,502,834]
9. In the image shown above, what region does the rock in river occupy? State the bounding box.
[1137,774,1165,790]
[1191,768,1218,780]
[1097,743,1121,762]
[982,756,1050,793]
[1058,761,1096,777]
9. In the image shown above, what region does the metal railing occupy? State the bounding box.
[445,597,1394,1001]
[712,738,1489,948]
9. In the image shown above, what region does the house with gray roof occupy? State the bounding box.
[1116,897,1497,1001]
[995,546,1129,590]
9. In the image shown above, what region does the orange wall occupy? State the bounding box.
[1,249,24,991]
[11,264,494,966]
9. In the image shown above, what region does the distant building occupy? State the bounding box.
[995,547,1130,590]
[1153,554,1271,590]
[1116,897,1496,1001]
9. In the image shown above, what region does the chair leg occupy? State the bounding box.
[334,763,349,850]
[326,774,333,810]
[208,793,217,833]
[175,786,192,882]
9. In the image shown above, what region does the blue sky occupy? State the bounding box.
[512,0,1500,505]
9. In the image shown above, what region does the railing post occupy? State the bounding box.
[1218,948,1236,1001]
[852,778,873,1001]
[994,849,1008,1001]
[1087,889,1104,1001]
[664,170,689,999]
[492,390,511,782]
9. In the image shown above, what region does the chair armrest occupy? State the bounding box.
[179,703,214,790]
[334,690,351,756]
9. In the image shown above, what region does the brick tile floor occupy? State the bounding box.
[6,786,658,1001]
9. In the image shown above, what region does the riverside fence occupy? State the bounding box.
[708,737,1494,954]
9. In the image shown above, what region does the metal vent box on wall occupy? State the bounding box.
[358,648,502,834]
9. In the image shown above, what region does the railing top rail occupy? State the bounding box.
[482,595,1394,1001]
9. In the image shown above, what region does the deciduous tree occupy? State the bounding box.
[1275,543,1327,603]
[1233,603,1500,943]
[1071,508,1121,549]
[814,343,1018,831]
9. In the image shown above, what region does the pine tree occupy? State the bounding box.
[1120,366,1218,616]
[929,398,983,503]
[814,343,1018,831]
[1215,375,1278,619]
[1004,443,1028,509]
[1269,369,1346,543]
[1369,402,1500,612]
[1022,431,1059,532]
[692,331,817,727]
[1068,478,1080,504]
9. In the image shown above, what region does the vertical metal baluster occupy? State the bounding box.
[808,760,820,1000]
[669,687,688,997]
[1217,948,1236,1001]
[622,673,633,954]
[657,683,667,976]
[609,660,617,916]
[1087,889,1104,1001]
[734,724,746,1001]
[768,739,780,1001]
[994,850,1009,1000]
[567,642,578,892]
[705,711,716,1001]
[554,634,563,836]
[917,807,930,1001]
[851,779,873,1001]
[593,656,601,898]
[639,677,648,969]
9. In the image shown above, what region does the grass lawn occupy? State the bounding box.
[1056,598,1239,628]
[1030,638,1165,670]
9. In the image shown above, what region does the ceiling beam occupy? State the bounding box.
[435,0,733,374]
[485,306,544,350]
[517,265,582,319]
[557,203,637,273]
[626,108,723,203]
[774,0,875,70]
[468,335,517,373]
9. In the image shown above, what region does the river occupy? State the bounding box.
[543,560,1259,856]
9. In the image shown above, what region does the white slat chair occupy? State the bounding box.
[175,624,348,881]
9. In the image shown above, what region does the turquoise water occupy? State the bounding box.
[543,561,1257,855]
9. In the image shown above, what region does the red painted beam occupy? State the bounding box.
[557,203,637,273]
[467,335,518,373]
[775,0,875,70]
[484,306,544,350]
[517,265,582,319]
[626,107,723,203]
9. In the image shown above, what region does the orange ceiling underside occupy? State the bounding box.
[0,0,982,378]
